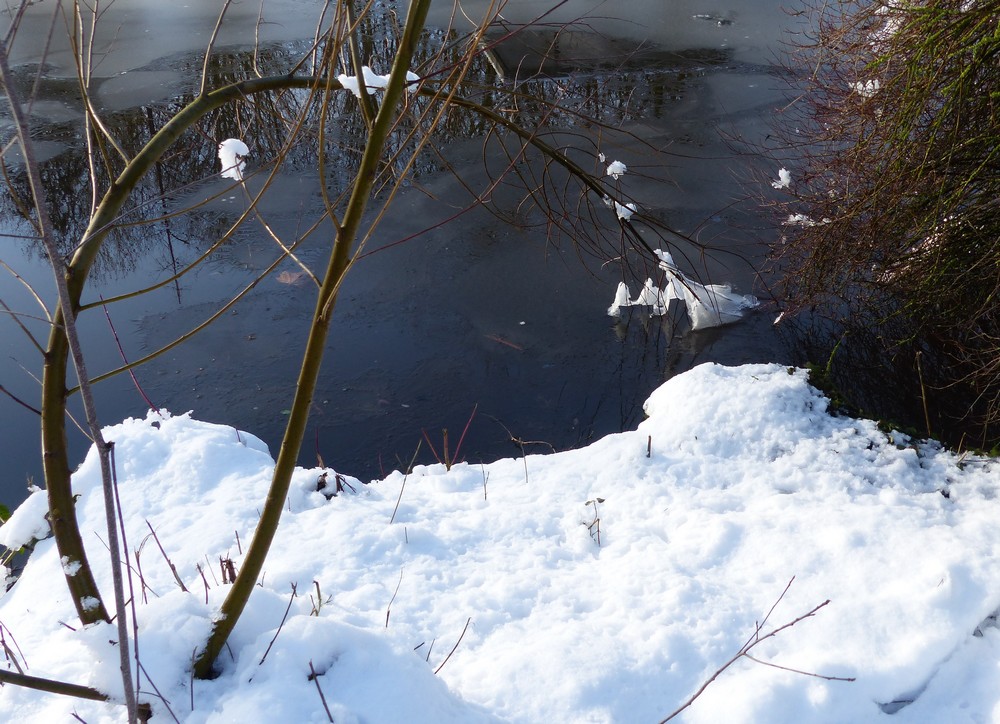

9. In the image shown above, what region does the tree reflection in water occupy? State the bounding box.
[1,7,765,503]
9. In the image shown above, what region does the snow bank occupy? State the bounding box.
[2,365,1000,722]
[0,486,49,551]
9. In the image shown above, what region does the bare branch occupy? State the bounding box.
[660,579,846,722]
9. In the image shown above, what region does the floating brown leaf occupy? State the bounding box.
[276,270,306,285]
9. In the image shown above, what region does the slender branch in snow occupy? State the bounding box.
[145,520,189,593]
[136,660,181,724]
[308,661,335,723]
[258,583,298,667]
[385,568,404,628]
[390,441,422,525]
[434,617,472,675]
[659,579,848,723]
[742,654,856,682]
[0,36,136,724]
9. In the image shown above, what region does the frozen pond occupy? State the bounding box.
[0,1,799,509]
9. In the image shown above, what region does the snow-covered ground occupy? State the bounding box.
[2,362,999,722]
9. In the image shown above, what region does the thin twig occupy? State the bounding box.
[0,35,135,723]
[145,520,189,593]
[420,429,442,465]
[134,542,150,605]
[101,299,160,413]
[742,654,855,682]
[258,583,298,667]
[433,617,471,675]
[451,403,478,466]
[190,648,197,712]
[195,564,210,605]
[659,579,841,723]
[385,568,403,628]
[111,445,143,706]
[200,0,234,97]
[308,660,335,722]
[0,384,41,416]
[136,660,181,724]
[0,627,25,675]
[389,440,422,524]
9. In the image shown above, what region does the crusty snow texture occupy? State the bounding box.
[2,363,1000,723]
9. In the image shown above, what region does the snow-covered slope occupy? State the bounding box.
[2,363,999,722]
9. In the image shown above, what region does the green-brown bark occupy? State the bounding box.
[39,74,326,624]
[191,0,434,679]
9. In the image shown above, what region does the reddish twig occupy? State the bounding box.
[484,334,524,351]
[659,578,850,722]
[451,403,478,466]
[420,429,442,465]
[308,661,334,722]
[100,297,160,414]
[258,583,297,667]
[0,624,25,674]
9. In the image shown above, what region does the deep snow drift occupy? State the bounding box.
[2,363,1000,722]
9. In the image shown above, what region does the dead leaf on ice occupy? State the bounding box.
[276,270,306,285]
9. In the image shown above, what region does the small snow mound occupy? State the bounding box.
[0,485,49,551]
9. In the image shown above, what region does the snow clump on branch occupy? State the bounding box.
[218,138,249,181]
[606,160,627,179]
[771,167,791,189]
[602,195,637,222]
[337,66,421,99]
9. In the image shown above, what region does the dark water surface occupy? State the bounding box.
[0,1,799,509]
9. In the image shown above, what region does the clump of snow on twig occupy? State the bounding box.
[218,138,249,181]
[602,195,637,222]
[783,213,830,227]
[337,66,420,99]
[849,79,880,98]
[771,167,791,189]
[606,160,627,179]
[615,201,637,221]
